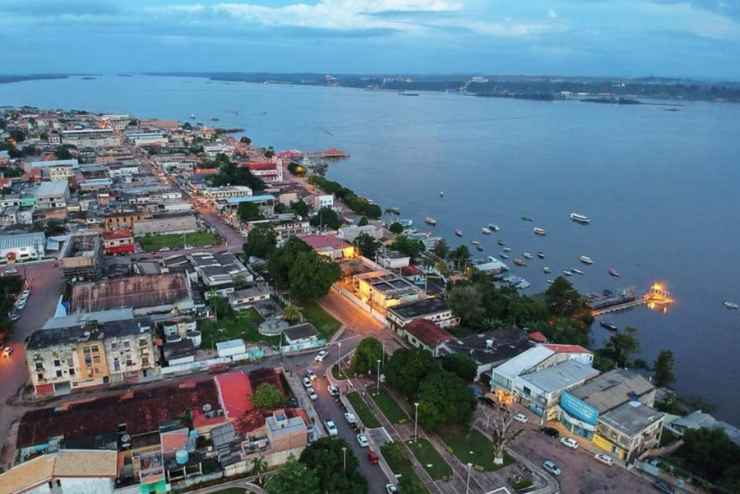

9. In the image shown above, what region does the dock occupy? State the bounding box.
[592,282,674,317]
[592,299,646,317]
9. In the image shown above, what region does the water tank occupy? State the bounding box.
[186,330,202,348]
[175,449,189,465]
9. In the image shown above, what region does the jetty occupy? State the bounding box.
[591,283,673,317]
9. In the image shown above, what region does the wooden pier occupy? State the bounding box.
[592,299,646,317]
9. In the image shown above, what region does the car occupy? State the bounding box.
[314,350,328,362]
[542,460,561,476]
[21,289,31,298]
[367,449,380,465]
[595,453,614,466]
[542,427,560,438]
[307,388,318,400]
[325,420,338,436]
[560,437,579,449]
[344,412,358,426]
[328,384,340,397]
[306,369,317,381]
[2,346,13,358]
[356,433,369,447]
[14,300,26,311]
[385,484,399,494]
[302,377,312,388]
[8,311,21,322]
[513,413,528,424]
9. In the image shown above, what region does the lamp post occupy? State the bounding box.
[376,359,381,393]
[342,446,347,473]
[337,341,342,375]
[465,462,472,494]
[414,402,419,443]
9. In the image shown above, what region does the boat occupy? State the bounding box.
[572,268,584,275]
[547,279,554,284]
[521,216,534,222]
[211,117,220,122]
[544,266,551,273]
[481,227,492,235]
[600,321,619,331]
[533,227,546,236]
[562,270,573,276]
[500,253,510,259]
[522,252,533,260]
[488,224,501,232]
[724,301,740,310]
[455,229,463,237]
[399,219,413,227]
[579,256,594,265]
[387,207,401,214]
[476,245,484,252]
[472,241,481,246]
[537,252,545,259]
[503,247,512,253]
[513,257,527,267]
[189,114,196,119]
[570,212,591,224]
[425,217,437,226]
[440,191,444,197]
[609,267,621,278]
[498,240,506,246]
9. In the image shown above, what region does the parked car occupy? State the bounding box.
[559,437,579,449]
[356,433,369,448]
[314,350,328,362]
[542,460,561,476]
[2,346,13,358]
[594,453,614,466]
[325,420,338,436]
[542,427,560,438]
[385,484,399,494]
[306,369,317,381]
[328,384,340,397]
[307,387,318,401]
[344,412,358,426]
[303,377,312,388]
[367,449,380,465]
[513,413,528,424]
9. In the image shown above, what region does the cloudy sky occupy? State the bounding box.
[2,0,740,79]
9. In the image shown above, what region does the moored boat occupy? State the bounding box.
[570,212,591,224]
[503,247,512,253]
[609,267,621,278]
[523,252,533,260]
[513,257,527,267]
[481,227,492,235]
[533,227,546,236]
[600,321,619,331]
[572,268,584,275]
[579,256,594,265]
[476,245,484,252]
[472,240,481,246]
[488,224,501,232]
[521,216,534,222]
[537,252,545,259]
[562,270,573,276]
[498,240,506,246]
[544,266,551,273]
[500,253,510,259]
[455,229,463,237]
[425,217,437,226]
[724,301,739,310]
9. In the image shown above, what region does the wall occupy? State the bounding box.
[27,477,115,494]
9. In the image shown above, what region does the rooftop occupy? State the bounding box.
[543,343,592,355]
[70,273,191,312]
[519,359,599,394]
[283,323,319,341]
[442,327,533,366]
[35,181,68,198]
[493,345,555,379]
[389,297,450,320]
[600,401,664,437]
[300,234,351,251]
[405,319,453,348]
[0,232,46,250]
[569,368,655,413]
[29,318,150,350]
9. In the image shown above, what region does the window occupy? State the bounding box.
[126,360,134,367]
[69,368,75,376]
[37,373,44,381]
[83,347,91,354]
[56,370,62,378]
[35,363,44,371]
[139,338,148,347]
[53,359,61,367]
[111,342,118,350]
[93,355,101,363]
[123,341,130,348]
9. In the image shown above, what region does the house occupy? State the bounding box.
[216,339,247,358]
[387,297,460,331]
[353,269,425,312]
[244,160,284,183]
[102,229,135,255]
[665,410,740,446]
[190,251,251,296]
[104,210,147,231]
[225,194,276,218]
[0,449,118,494]
[596,401,664,463]
[313,194,334,210]
[377,250,411,270]
[0,232,46,264]
[300,234,356,260]
[229,285,270,311]
[403,319,453,357]
[265,409,308,453]
[282,323,320,346]
[337,224,384,242]
[34,181,69,209]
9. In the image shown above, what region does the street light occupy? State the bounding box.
[342,446,347,473]
[414,402,419,443]
[376,359,381,393]
[465,462,472,494]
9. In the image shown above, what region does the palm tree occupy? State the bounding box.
[283,304,303,324]
[251,455,268,485]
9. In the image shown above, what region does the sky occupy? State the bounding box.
[1,0,740,79]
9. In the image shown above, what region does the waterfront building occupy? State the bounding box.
[403,319,453,357]
[386,297,460,330]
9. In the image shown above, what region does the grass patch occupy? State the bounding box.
[198,308,277,349]
[370,387,408,424]
[138,230,221,252]
[346,391,381,428]
[300,300,341,339]
[381,443,429,494]
[439,426,513,472]
[407,438,452,481]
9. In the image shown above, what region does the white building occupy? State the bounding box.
[202,186,253,202]
[217,339,246,358]
[61,128,119,148]
[0,232,46,264]
[34,181,69,209]
[125,131,168,146]
[313,194,334,210]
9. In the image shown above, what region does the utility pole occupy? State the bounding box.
[376,359,381,393]
[465,462,472,494]
[342,446,347,473]
[414,402,419,443]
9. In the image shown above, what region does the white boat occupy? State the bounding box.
[500,253,510,259]
[570,212,591,224]
[503,247,512,253]
[472,240,481,246]
[455,229,463,237]
[724,301,739,310]
[523,252,533,260]
[547,279,554,284]
[562,270,573,276]
[537,252,545,259]
[399,219,413,227]
[481,227,492,235]
[533,227,546,236]
[544,267,551,273]
[440,191,445,197]
[425,217,437,226]
[572,268,584,275]
[488,224,501,232]
[579,256,594,265]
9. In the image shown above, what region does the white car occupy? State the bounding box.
[385,484,399,494]
[325,420,338,436]
[543,460,561,476]
[306,370,317,381]
[328,384,340,397]
[344,412,357,425]
[513,413,528,424]
[595,453,614,466]
[314,350,328,362]
[560,437,579,449]
[356,433,369,448]
[302,377,312,388]
[307,387,318,401]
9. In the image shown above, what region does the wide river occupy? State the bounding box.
[2,75,739,423]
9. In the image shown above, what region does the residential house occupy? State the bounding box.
[34,181,69,209]
[244,160,284,183]
[403,319,453,357]
[387,297,460,331]
[300,234,356,260]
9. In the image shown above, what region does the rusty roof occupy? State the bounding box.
[70,273,190,312]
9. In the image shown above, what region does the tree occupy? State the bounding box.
[351,337,383,376]
[283,303,303,323]
[417,369,476,429]
[448,245,471,271]
[390,235,425,258]
[654,350,675,387]
[385,348,436,399]
[265,457,320,494]
[601,326,640,368]
[268,237,313,288]
[287,251,341,301]
[481,403,525,465]
[545,277,586,318]
[290,199,309,217]
[253,383,286,410]
[240,136,252,145]
[433,239,449,259]
[264,146,275,158]
[389,222,404,235]
[353,233,380,259]
[208,158,265,191]
[250,455,268,486]
[243,224,277,259]
[299,438,368,494]
[238,202,263,222]
[675,428,740,487]
[310,206,342,230]
[441,353,477,382]
[358,216,369,226]
[55,145,73,160]
[447,285,486,327]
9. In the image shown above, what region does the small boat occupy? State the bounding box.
[211,117,220,122]
[547,279,554,284]
[724,301,739,310]
[570,212,591,224]
[572,268,584,275]
[600,321,619,331]
[533,227,546,236]
[488,224,501,232]
[455,229,463,237]
[481,227,492,235]
[521,216,534,222]
[498,240,506,246]
[189,113,196,119]
[387,207,401,214]
[472,240,481,246]
[523,252,533,260]
[425,217,437,226]
[503,247,512,253]
[562,270,573,276]
[400,219,414,227]
[544,266,551,273]
[513,257,527,267]
[476,245,484,252]
[579,256,594,265]
[609,267,621,278]
[440,191,445,197]
[500,253,510,259]
[537,252,545,259]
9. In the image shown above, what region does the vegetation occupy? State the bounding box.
[351,337,383,376]
[480,402,525,465]
[673,428,740,492]
[264,457,320,494]
[253,383,286,410]
[282,303,303,324]
[441,353,477,382]
[438,427,513,472]
[138,231,220,252]
[389,222,404,235]
[242,224,277,259]
[433,239,449,259]
[346,392,381,428]
[208,155,265,191]
[358,216,369,226]
[594,326,640,370]
[381,443,429,494]
[385,348,437,400]
[545,276,591,318]
[0,275,24,334]
[417,369,476,429]
[299,300,341,339]
[308,175,382,219]
[408,438,452,480]
[309,206,342,230]
[299,438,368,494]
[390,235,425,258]
[268,237,341,301]
[237,202,263,222]
[290,199,309,217]
[370,387,408,424]
[353,233,381,259]
[197,308,273,349]
[447,245,471,271]
[654,349,676,387]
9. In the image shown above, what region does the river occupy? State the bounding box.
[2,75,739,423]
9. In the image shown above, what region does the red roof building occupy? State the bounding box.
[528,331,548,344]
[102,228,134,255]
[299,234,355,260]
[403,319,453,357]
[543,343,592,355]
[243,160,284,183]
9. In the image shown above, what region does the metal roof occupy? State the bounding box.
[0,232,46,250]
[493,345,554,379]
[519,359,599,394]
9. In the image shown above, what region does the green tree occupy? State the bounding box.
[240,136,252,145]
[390,235,425,258]
[447,285,486,327]
[238,202,263,222]
[251,455,268,485]
[288,251,341,301]
[310,206,342,230]
[268,237,313,288]
[441,353,477,382]
[353,233,381,259]
[265,457,320,494]
[417,370,476,429]
[290,199,309,217]
[358,216,369,226]
[545,276,586,318]
[207,296,233,321]
[351,337,383,376]
[601,326,640,368]
[653,349,675,387]
[676,428,740,487]
[389,222,404,234]
[283,303,303,323]
[209,158,265,191]
[253,383,286,410]
[243,224,277,259]
[55,145,73,160]
[299,438,368,494]
[385,348,436,399]
[433,239,449,259]
[448,245,471,270]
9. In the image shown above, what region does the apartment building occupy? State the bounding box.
[202,186,253,202]
[34,181,69,210]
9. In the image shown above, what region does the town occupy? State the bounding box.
[0,107,738,494]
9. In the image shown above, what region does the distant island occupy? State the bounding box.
[0,74,69,85]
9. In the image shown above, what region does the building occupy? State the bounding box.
[229,285,270,311]
[190,251,251,296]
[102,229,135,255]
[387,297,459,331]
[665,410,740,446]
[60,231,104,281]
[336,224,384,242]
[0,232,46,264]
[596,401,664,463]
[225,195,276,218]
[34,181,69,209]
[202,186,252,203]
[61,128,119,148]
[125,131,168,146]
[265,409,308,453]
[313,194,334,210]
[282,324,321,350]
[104,211,147,231]
[26,318,157,396]
[133,214,198,237]
[0,449,118,494]
[352,270,424,312]
[471,256,509,274]
[377,250,411,270]
[244,160,284,183]
[403,319,453,357]
[300,234,356,260]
